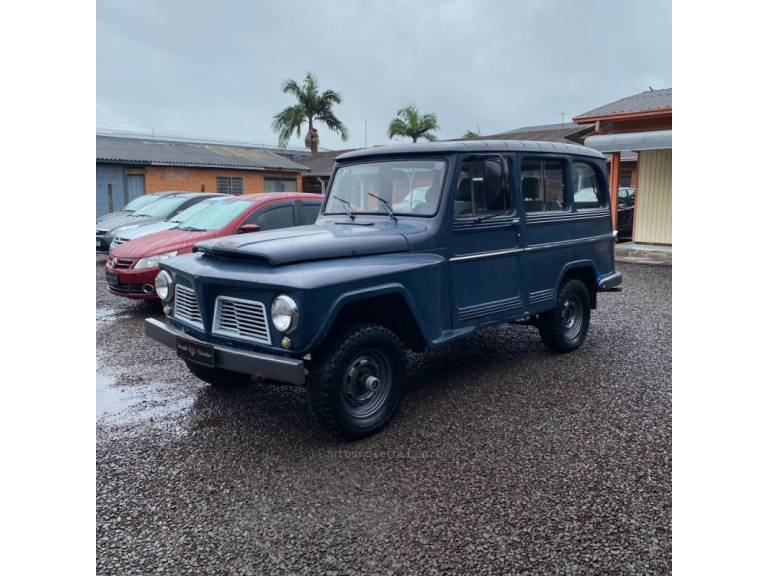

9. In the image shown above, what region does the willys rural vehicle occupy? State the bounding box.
[145,140,623,438]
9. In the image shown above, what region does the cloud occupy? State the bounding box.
[97,0,671,149]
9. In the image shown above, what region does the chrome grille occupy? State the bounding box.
[212,296,271,344]
[174,284,203,329]
[112,257,135,270]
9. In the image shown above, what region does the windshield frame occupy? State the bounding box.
[322,156,449,218]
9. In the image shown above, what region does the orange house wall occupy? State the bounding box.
[144,167,303,194]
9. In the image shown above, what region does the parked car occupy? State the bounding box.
[616,187,635,241]
[143,141,622,439]
[96,191,180,224]
[106,192,323,299]
[96,192,219,252]
[109,195,228,250]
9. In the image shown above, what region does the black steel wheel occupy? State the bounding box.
[538,278,591,353]
[307,323,405,439]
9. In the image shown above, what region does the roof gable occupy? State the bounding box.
[574,88,671,121]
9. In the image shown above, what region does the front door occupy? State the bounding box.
[449,155,524,327]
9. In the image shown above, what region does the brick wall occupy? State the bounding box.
[144,166,302,194]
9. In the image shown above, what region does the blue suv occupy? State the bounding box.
[145,141,622,438]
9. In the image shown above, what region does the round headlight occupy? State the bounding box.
[271,295,299,334]
[155,270,174,303]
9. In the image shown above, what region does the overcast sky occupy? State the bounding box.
[97,0,671,150]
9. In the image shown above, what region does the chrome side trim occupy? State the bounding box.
[456,296,522,322]
[450,247,524,262]
[525,233,615,253]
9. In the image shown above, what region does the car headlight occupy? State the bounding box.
[271,295,299,333]
[134,251,178,269]
[155,270,174,303]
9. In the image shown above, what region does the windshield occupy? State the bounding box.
[178,199,254,231]
[169,197,226,223]
[123,194,165,212]
[324,160,446,217]
[134,196,191,218]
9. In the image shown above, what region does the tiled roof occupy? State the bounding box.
[480,122,595,145]
[574,88,672,120]
[297,149,358,177]
[96,135,309,172]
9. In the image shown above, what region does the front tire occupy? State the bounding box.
[538,279,591,353]
[184,361,252,388]
[307,323,405,439]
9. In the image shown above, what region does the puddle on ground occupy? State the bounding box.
[96,365,194,431]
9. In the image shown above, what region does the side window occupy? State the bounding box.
[453,157,509,219]
[248,205,294,230]
[301,202,321,224]
[572,162,604,210]
[521,159,566,212]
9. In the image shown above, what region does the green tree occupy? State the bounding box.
[387,105,440,143]
[271,72,349,154]
[463,130,480,139]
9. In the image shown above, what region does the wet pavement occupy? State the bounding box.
[96,255,672,575]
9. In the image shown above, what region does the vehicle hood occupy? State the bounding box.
[194,220,423,265]
[97,214,162,234]
[110,228,216,259]
[115,220,178,241]
[96,210,129,224]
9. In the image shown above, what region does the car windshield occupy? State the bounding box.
[169,197,226,223]
[133,196,191,218]
[123,194,166,212]
[324,159,446,217]
[178,199,254,231]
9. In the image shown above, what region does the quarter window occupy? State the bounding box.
[453,157,509,219]
[216,176,244,195]
[301,202,321,224]
[521,159,566,212]
[572,162,604,209]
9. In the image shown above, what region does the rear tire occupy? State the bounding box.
[307,323,405,440]
[184,361,252,388]
[538,279,591,353]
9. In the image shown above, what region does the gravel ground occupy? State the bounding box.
[96,256,671,575]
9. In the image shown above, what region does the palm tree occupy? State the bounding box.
[272,72,349,154]
[387,105,440,143]
[463,130,480,139]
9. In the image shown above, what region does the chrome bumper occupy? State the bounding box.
[144,318,306,385]
[598,271,623,291]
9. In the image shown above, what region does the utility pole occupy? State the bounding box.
[560,112,565,127]
[363,119,368,148]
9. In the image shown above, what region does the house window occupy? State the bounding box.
[216,176,244,195]
[264,177,297,192]
[521,159,566,212]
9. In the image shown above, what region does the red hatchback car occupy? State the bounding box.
[105,192,322,300]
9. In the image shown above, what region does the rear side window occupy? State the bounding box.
[572,162,604,209]
[453,157,509,219]
[249,205,294,230]
[521,159,566,212]
[301,202,321,224]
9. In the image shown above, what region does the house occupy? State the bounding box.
[574,88,672,245]
[480,122,595,145]
[96,135,310,216]
[297,149,357,194]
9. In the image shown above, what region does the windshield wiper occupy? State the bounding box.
[367,192,397,221]
[331,195,356,220]
[178,226,206,232]
[474,213,502,223]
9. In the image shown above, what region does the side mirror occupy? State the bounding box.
[237,223,260,234]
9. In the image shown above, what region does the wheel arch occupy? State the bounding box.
[555,260,598,309]
[311,284,430,351]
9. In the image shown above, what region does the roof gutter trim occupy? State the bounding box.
[584,130,672,153]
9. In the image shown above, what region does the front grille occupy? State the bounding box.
[174,284,203,329]
[96,229,109,236]
[212,296,271,345]
[112,257,135,270]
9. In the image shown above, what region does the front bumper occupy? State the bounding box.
[105,266,160,300]
[144,318,306,385]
